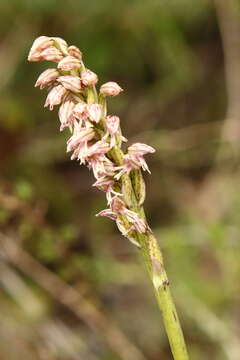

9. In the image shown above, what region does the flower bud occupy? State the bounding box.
[81,69,98,87]
[35,68,59,89]
[44,85,67,110]
[39,46,64,62]
[51,37,68,55]
[87,104,103,123]
[100,82,123,97]
[28,36,53,61]
[58,56,81,71]
[57,75,82,93]
[58,96,75,131]
[68,45,82,60]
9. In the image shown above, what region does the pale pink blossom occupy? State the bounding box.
[105,115,127,147]
[71,140,109,167]
[73,103,89,122]
[97,196,147,234]
[44,85,67,110]
[128,143,155,157]
[86,140,110,157]
[87,104,102,123]
[38,46,64,62]
[85,140,112,174]
[58,96,75,131]
[111,197,147,233]
[95,209,117,221]
[67,125,95,153]
[115,143,155,179]
[95,208,139,241]
[68,45,82,60]
[35,68,59,89]
[81,69,98,87]
[128,143,155,172]
[58,56,81,71]
[57,75,82,93]
[88,154,115,179]
[100,82,123,97]
[28,36,53,61]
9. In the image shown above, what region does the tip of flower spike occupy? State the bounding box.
[27,35,68,62]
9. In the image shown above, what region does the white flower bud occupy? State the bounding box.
[35,68,59,89]
[28,36,53,61]
[44,85,67,110]
[81,69,98,87]
[68,45,82,60]
[39,46,63,62]
[58,56,81,71]
[100,82,123,96]
[87,104,103,123]
[58,75,82,93]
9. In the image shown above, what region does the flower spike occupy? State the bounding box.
[28,35,189,360]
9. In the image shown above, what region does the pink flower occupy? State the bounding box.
[111,197,147,233]
[100,82,123,97]
[57,75,82,93]
[85,140,111,174]
[97,196,147,234]
[58,95,75,131]
[96,209,117,221]
[67,45,82,60]
[87,104,103,123]
[28,36,68,62]
[73,103,89,122]
[128,143,155,157]
[35,68,59,89]
[105,115,127,148]
[28,36,53,61]
[67,124,95,153]
[38,46,64,62]
[81,69,98,87]
[115,143,155,179]
[86,143,115,179]
[58,56,81,71]
[86,140,110,158]
[44,85,67,110]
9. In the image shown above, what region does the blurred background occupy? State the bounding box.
[0,0,240,359]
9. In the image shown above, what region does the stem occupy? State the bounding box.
[138,231,189,360]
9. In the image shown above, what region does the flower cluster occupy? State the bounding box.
[28,36,155,245]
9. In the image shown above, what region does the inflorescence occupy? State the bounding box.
[28,36,155,246]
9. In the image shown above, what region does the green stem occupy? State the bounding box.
[138,231,189,360]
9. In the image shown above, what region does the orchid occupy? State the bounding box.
[28,35,189,360]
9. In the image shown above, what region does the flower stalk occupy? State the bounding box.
[28,36,189,360]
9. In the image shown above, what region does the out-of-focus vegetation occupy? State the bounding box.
[0,1,240,359]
